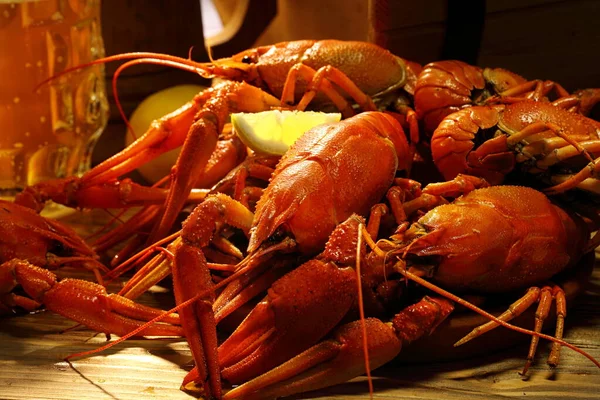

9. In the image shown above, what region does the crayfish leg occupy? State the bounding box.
[118,193,254,301]
[382,174,488,225]
[548,286,567,368]
[421,173,490,198]
[454,285,568,374]
[280,64,355,117]
[544,153,600,195]
[92,134,244,261]
[1,260,182,336]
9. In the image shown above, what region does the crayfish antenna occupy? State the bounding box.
[355,223,374,399]
[85,208,129,242]
[205,42,216,63]
[34,52,207,91]
[357,225,600,372]
[187,46,196,61]
[34,52,210,145]
[103,230,182,281]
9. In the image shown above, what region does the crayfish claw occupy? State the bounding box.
[222,318,402,400]
[222,296,453,400]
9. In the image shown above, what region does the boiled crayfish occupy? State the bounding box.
[204,175,595,399]
[3,39,600,400]
[20,40,420,263]
[430,100,600,199]
[118,111,412,398]
[0,200,184,336]
[413,59,579,135]
[0,199,101,314]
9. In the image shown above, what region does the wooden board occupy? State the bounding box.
[370,0,600,91]
[1,210,599,399]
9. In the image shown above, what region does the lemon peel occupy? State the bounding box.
[231,110,342,155]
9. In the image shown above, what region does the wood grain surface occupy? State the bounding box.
[1,210,599,400]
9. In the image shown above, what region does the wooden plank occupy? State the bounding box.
[100,0,209,121]
[478,0,600,91]
[486,0,566,13]
[371,23,446,65]
[370,0,600,90]
[1,210,599,399]
[255,0,370,46]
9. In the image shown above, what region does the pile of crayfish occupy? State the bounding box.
[3,40,600,400]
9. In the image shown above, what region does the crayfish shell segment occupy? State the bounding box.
[404,186,586,293]
[301,40,407,99]
[414,60,486,134]
[431,106,502,182]
[248,112,401,255]
[498,100,600,140]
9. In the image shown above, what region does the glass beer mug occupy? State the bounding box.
[0,0,108,198]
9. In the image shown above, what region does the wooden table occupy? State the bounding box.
[1,210,599,400]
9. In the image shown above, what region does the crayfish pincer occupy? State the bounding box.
[214,178,598,399]
[0,199,108,315]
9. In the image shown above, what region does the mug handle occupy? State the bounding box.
[206,0,277,58]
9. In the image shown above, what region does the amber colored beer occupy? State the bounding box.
[0,0,108,195]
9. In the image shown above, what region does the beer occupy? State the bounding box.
[0,0,108,196]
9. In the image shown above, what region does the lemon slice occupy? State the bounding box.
[231,110,342,155]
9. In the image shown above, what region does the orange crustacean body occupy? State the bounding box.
[414,60,573,135]
[213,181,596,399]
[3,37,600,400]
[403,185,588,292]
[15,39,420,265]
[431,100,600,194]
[248,111,410,254]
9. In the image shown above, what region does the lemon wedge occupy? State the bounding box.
[231,110,342,155]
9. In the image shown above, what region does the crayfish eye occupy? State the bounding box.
[241,55,253,64]
[48,240,68,257]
